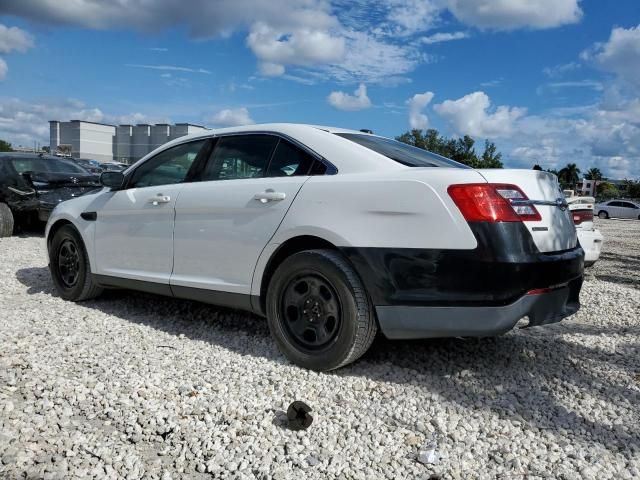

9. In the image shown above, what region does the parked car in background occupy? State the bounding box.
[595,199,640,219]
[0,153,100,236]
[567,196,603,266]
[75,158,104,174]
[100,162,128,171]
[45,124,584,370]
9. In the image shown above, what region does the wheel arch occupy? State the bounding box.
[257,235,341,314]
[47,219,75,250]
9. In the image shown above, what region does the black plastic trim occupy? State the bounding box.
[80,211,97,221]
[340,222,584,307]
[92,274,261,314]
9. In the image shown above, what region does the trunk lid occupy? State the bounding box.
[477,169,578,252]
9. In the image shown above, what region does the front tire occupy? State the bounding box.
[266,249,377,371]
[598,211,609,219]
[49,225,103,301]
[0,203,14,237]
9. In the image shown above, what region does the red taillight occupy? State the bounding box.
[447,183,541,223]
[571,209,593,225]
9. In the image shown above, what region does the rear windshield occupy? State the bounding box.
[335,133,469,168]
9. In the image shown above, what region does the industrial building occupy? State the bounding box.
[49,120,207,164]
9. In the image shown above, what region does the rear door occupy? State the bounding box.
[94,139,207,283]
[478,169,577,252]
[171,135,320,295]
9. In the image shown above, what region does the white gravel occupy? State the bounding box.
[1,220,639,479]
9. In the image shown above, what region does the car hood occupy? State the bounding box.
[30,171,101,188]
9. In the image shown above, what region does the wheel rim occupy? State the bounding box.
[57,239,80,288]
[280,273,342,351]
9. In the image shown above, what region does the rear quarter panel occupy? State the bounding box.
[250,168,486,296]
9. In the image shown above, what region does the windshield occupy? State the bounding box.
[335,133,469,168]
[11,157,89,175]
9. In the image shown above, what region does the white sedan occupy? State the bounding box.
[45,124,584,370]
[595,199,640,220]
[567,196,603,266]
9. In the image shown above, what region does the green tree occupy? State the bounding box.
[623,180,640,198]
[532,164,543,171]
[557,163,581,188]
[0,139,13,152]
[41,146,50,153]
[479,140,503,168]
[597,182,619,199]
[396,129,503,168]
[584,167,603,181]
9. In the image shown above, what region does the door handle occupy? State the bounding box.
[149,194,171,205]
[254,190,286,203]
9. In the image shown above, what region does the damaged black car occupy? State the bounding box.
[0,153,101,237]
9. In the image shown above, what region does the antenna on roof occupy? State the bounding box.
[360,129,373,134]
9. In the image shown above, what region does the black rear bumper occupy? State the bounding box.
[340,222,584,339]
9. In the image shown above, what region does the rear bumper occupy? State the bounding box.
[377,277,582,339]
[340,222,584,339]
[577,228,603,263]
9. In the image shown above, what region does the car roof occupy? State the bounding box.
[130,123,404,174]
[0,152,68,161]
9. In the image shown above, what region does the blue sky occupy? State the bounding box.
[0,0,639,178]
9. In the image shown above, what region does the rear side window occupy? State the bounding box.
[266,140,316,177]
[335,133,468,168]
[202,135,278,181]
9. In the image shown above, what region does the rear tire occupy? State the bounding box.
[266,249,377,371]
[598,211,609,219]
[0,203,14,237]
[49,224,103,301]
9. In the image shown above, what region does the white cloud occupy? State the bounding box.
[582,24,640,90]
[126,64,211,74]
[247,22,345,77]
[0,24,34,54]
[434,91,527,137]
[407,91,434,129]
[420,31,469,45]
[327,83,372,111]
[258,62,285,77]
[0,58,7,80]
[543,61,581,78]
[210,107,254,127]
[446,0,582,30]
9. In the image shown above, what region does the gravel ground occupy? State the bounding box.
[1,220,639,479]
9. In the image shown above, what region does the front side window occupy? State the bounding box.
[266,140,316,177]
[202,135,278,181]
[129,140,206,188]
[335,133,468,168]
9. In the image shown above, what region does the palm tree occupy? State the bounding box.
[584,167,603,181]
[558,163,581,188]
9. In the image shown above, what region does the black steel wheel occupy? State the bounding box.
[266,249,377,371]
[49,224,103,301]
[281,273,342,352]
[57,239,81,287]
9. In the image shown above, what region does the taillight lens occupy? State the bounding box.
[448,183,541,223]
[571,209,593,225]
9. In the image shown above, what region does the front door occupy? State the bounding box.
[94,139,207,283]
[172,134,318,295]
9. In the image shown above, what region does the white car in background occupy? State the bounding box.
[567,196,603,267]
[595,199,640,220]
[45,124,584,370]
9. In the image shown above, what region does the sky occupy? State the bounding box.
[0,0,639,178]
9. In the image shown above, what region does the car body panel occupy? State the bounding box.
[172,176,308,294]
[93,184,185,283]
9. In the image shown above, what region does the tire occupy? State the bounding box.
[598,211,609,219]
[266,249,377,371]
[49,224,103,301]
[0,202,14,237]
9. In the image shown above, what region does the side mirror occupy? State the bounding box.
[100,171,125,190]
